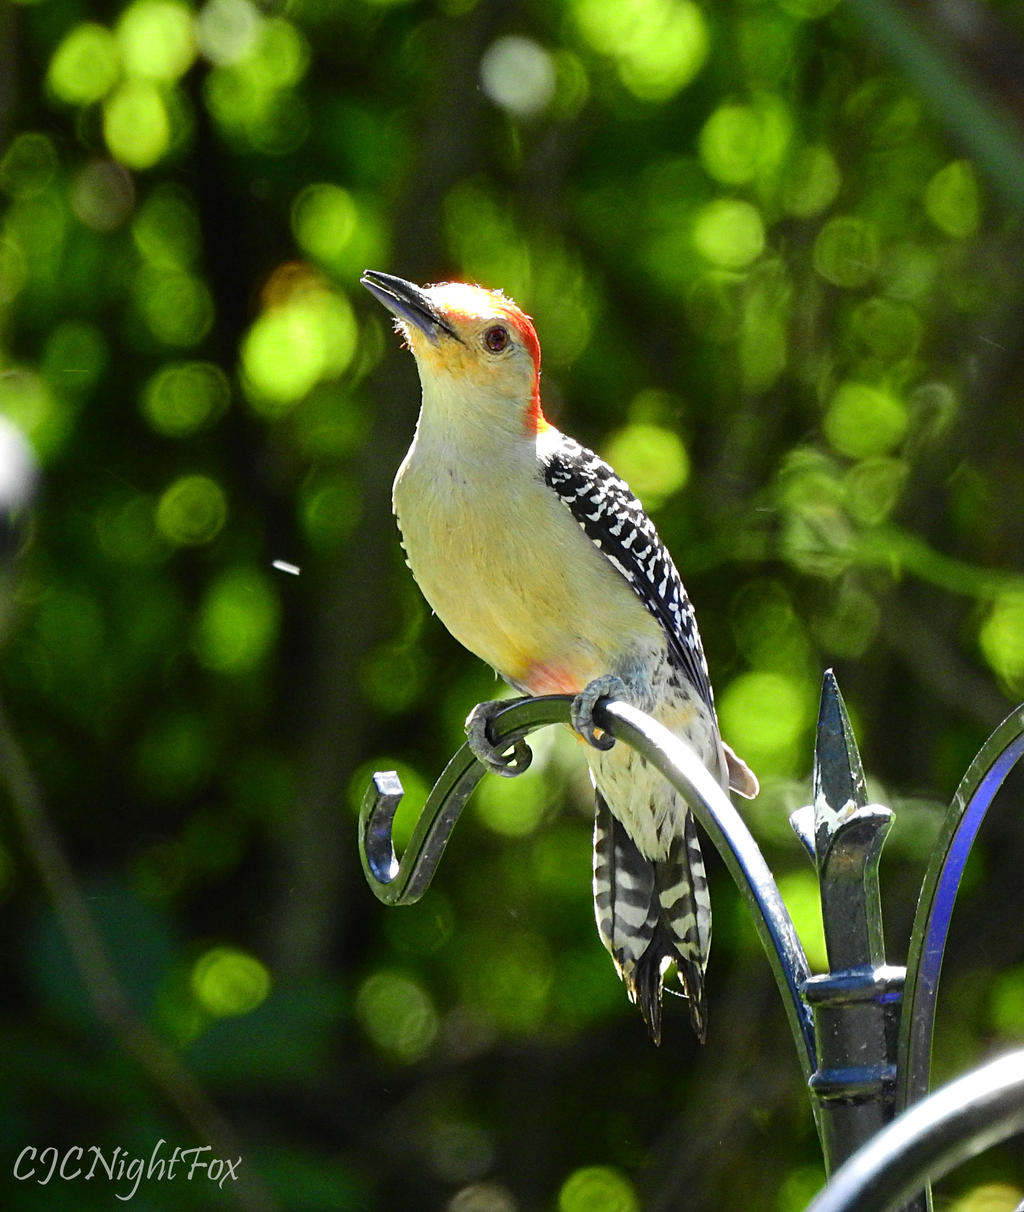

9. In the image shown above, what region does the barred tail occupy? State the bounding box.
[593,793,711,1044]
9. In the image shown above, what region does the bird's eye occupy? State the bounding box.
[483,325,510,353]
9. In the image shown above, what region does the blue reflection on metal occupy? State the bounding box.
[898,703,1024,1113]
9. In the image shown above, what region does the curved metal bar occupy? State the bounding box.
[359,696,570,905]
[359,693,816,1077]
[593,698,817,1079]
[897,703,1024,1113]
[804,1048,1024,1212]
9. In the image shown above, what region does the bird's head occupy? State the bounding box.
[361,270,546,434]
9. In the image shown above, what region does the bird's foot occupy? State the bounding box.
[466,699,533,778]
[572,674,630,751]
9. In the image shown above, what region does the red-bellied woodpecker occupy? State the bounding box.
[361,269,758,1043]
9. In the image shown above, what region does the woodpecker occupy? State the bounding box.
[361,269,757,1043]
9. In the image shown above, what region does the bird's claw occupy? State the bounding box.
[466,700,533,778]
[572,675,629,751]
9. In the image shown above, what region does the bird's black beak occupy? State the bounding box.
[360,270,457,346]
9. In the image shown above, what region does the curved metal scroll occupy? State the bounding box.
[898,703,1024,1114]
[359,693,816,1081]
[359,696,567,905]
[805,1048,1024,1212]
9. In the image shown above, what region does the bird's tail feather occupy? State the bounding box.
[593,793,710,1044]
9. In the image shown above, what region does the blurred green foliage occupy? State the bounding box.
[2,0,1024,1208]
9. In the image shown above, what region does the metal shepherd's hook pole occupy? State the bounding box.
[358,671,1024,1211]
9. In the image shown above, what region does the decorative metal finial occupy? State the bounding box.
[793,671,908,1182]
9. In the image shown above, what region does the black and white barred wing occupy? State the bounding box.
[541,435,715,713]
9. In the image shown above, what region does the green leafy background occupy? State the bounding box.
[2,0,1024,1208]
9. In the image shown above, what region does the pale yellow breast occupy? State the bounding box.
[393,433,662,693]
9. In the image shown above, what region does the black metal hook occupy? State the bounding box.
[358,691,817,1078]
[359,674,1024,1200]
[358,695,569,906]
